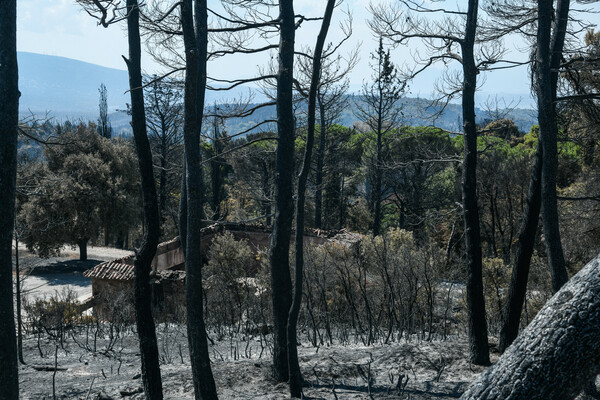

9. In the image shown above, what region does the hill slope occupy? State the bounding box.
[18,52,538,135]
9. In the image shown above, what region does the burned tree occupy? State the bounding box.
[270,0,296,382]
[295,28,357,231]
[354,37,405,237]
[180,0,219,398]
[288,1,337,396]
[144,77,184,234]
[370,0,507,365]
[75,0,164,397]
[461,252,600,400]
[0,0,20,396]
[536,0,570,292]
[485,0,574,351]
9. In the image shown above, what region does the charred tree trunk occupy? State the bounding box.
[498,139,543,353]
[461,253,600,400]
[209,115,226,221]
[314,101,326,230]
[124,1,164,398]
[261,160,272,226]
[15,232,24,365]
[537,0,569,292]
[497,0,570,354]
[159,133,168,224]
[179,156,187,253]
[0,0,20,396]
[339,173,345,230]
[288,2,335,397]
[181,0,218,398]
[270,0,295,382]
[372,125,384,237]
[461,0,490,366]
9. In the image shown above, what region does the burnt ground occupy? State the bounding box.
[20,329,494,400]
[13,247,599,400]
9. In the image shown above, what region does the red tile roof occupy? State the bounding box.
[83,256,135,281]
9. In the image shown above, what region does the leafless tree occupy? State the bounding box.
[295,14,358,230]
[180,0,219,398]
[370,0,511,364]
[144,76,184,235]
[288,1,337,396]
[354,37,406,236]
[484,0,582,352]
[75,0,164,397]
[0,0,20,396]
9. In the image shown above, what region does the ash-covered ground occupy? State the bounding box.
[16,245,495,399]
[14,246,597,400]
[20,329,494,400]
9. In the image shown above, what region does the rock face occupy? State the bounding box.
[461,253,600,400]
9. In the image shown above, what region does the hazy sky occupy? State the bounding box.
[16,0,600,106]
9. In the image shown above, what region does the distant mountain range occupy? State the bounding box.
[18,52,538,135]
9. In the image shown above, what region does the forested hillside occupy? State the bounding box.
[3,1,600,400]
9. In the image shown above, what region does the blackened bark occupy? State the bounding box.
[0,0,20,396]
[314,101,326,230]
[159,135,168,221]
[461,0,490,366]
[373,125,384,236]
[270,0,295,382]
[210,115,225,221]
[461,253,600,400]
[261,160,272,226]
[536,0,569,292]
[339,174,345,229]
[498,139,543,353]
[550,0,570,96]
[125,1,164,398]
[179,156,187,253]
[181,0,218,398]
[78,238,89,261]
[497,0,571,355]
[15,233,24,365]
[288,2,335,397]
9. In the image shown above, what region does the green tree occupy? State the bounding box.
[20,123,139,260]
[384,127,459,239]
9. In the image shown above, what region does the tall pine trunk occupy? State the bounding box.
[159,134,168,224]
[288,2,335,396]
[498,140,542,353]
[538,0,569,292]
[498,0,571,353]
[0,0,20,396]
[461,0,490,366]
[181,0,218,398]
[125,1,164,398]
[15,234,25,365]
[270,0,295,382]
[372,125,384,236]
[314,101,326,229]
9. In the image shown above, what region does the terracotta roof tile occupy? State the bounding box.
[84,257,135,281]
